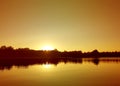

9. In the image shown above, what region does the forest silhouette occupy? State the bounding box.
[0,45,120,58]
[0,45,120,70]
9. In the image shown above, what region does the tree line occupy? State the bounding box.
[0,45,120,59]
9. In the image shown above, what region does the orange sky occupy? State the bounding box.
[0,0,120,51]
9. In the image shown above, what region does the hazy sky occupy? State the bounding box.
[0,0,120,51]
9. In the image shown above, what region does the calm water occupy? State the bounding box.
[0,58,120,86]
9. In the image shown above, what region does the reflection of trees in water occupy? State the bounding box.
[1,46,120,70]
[93,58,99,65]
[84,58,120,65]
[0,58,120,70]
[0,58,83,70]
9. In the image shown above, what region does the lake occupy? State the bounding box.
[0,57,120,86]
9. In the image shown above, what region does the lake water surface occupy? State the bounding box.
[0,58,120,86]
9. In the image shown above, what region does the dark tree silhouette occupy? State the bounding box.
[0,45,120,59]
[0,45,120,70]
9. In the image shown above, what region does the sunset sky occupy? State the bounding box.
[0,0,120,51]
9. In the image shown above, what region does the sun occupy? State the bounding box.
[41,45,54,51]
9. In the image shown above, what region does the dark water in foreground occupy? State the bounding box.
[0,57,120,86]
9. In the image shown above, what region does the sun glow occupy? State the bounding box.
[41,45,54,51]
[42,64,52,69]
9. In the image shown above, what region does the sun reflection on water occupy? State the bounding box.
[41,62,55,71]
[42,64,52,69]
